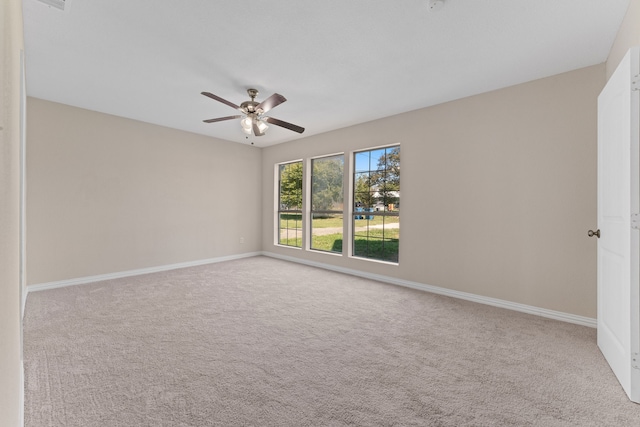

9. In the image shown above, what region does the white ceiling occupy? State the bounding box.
[23,0,630,147]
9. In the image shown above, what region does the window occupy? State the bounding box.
[310,155,344,253]
[278,161,303,248]
[275,146,399,263]
[353,146,400,262]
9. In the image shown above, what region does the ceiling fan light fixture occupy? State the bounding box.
[240,114,268,135]
[257,120,268,133]
[241,116,253,133]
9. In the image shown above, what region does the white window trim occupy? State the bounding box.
[349,144,400,264]
[274,160,304,249]
[273,143,399,264]
[308,153,345,255]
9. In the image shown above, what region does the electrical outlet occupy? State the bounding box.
[239,237,245,244]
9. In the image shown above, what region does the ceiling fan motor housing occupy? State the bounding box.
[240,100,260,114]
[242,89,261,113]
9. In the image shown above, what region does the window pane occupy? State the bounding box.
[279,213,302,248]
[311,155,344,253]
[311,213,343,253]
[370,148,386,169]
[355,151,371,173]
[278,161,303,248]
[353,214,399,263]
[379,191,400,212]
[354,172,374,210]
[352,146,400,262]
[311,155,344,211]
[279,162,302,211]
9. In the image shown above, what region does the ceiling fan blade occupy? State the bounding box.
[256,93,286,114]
[252,118,265,136]
[201,92,243,111]
[203,115,242,123]
[264,116,305,134]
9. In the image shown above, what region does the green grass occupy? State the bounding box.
[310,235,343,252]
[279,214,302,249]
[281,214,399,229]
[280,214,399,261]
[282,231,398,262]
[280,214,302,226]
[353,222,399,262]
[279,237,302,248]
[311,215,343,228]
[353,226,399,239]
[353,238,399,263]
[354,216,399,227]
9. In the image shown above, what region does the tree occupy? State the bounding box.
[279,162,302,210]
[354,174,376,209]
[356,147,400,211]
[372,147,400,208]
[312,157,343,211]
[379,147,400,187]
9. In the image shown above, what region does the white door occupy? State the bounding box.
[597,47,640,403]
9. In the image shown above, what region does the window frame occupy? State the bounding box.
[273,144,399,265]
[350,145,400,264]
[276,160,304,249]
[309,153,345,255]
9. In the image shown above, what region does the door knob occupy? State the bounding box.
[588,229,600,238]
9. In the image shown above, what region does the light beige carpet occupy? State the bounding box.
[24,256,640,426]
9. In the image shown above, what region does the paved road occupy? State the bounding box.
[281,222,399,238]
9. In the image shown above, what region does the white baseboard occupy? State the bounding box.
[19,359,24,427]
[21,286,27,321]
[26,250,596,329]
[261,251,597,328]
[26,252,262,294]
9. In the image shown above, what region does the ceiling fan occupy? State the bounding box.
[201,88,305,137]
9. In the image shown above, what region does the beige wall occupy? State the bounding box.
[262,64,605,318]
[0,0,24,425]
[27,98,262,285]
[607,0,640,78]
